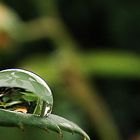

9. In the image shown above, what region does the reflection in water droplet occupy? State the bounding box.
[0,69,53,116]
[29,77,36,82]
[43,104,52,116]
[11,72,14,76]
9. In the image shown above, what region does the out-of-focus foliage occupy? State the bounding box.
[0,0,140,140]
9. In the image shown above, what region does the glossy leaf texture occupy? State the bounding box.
[0,109,90,140]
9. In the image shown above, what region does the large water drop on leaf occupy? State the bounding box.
[0,69,53,116]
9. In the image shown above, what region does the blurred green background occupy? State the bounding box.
[0,0,140,140]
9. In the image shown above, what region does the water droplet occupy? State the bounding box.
[0,69,53,116]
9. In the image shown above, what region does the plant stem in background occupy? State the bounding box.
[28,0,124,140]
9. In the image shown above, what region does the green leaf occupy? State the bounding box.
[0,69,90,139]
[0,109,90,140]
[0,101,22,108]
[21,92,38,102]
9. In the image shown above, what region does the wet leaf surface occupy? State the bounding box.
[0,109,90,140]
